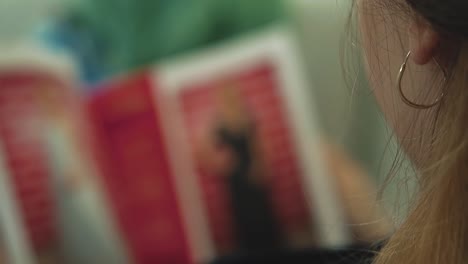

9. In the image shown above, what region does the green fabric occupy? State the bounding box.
[67,0,284,75]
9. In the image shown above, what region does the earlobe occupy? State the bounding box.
[408,19,441,65]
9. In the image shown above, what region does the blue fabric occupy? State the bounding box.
[39,17,107,86]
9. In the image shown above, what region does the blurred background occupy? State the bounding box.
[0,0,413,263]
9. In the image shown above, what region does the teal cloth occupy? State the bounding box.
[67,0,284,76]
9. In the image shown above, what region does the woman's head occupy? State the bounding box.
[356,0,468,263]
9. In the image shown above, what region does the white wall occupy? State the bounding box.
[0,0,63,43]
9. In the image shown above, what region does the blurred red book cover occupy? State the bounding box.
[87,26,350,264]
[0,67,72,262]
[0,69,67,246]
[88,74,193,264]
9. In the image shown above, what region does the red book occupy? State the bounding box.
[87,27,350,264]
[174,62,313,251]
[156,27,351,254]
[0,69,65,256]
[88,73,193,264]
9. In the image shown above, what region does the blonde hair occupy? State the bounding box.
[348,0,468,263]
[375,43,468,263]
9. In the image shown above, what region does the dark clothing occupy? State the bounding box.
[217,125,284,253]
[211,244,381,264]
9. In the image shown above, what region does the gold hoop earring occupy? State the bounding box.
[397,51,447,109]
